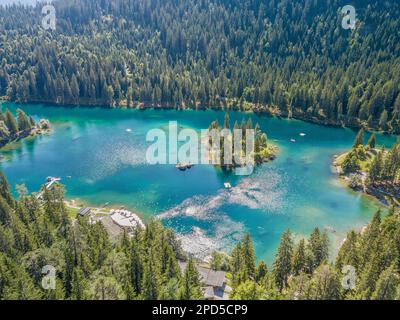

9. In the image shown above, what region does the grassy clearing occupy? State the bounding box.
[66,206,78,221]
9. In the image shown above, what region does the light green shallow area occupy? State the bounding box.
[1,103,396,263]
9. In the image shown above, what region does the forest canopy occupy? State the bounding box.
[0,0,399,131]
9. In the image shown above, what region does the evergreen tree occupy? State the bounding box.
[0,172,15,208]
[89,275,125,300]
[307,228,329,273]
[273,230,293,291]
[4,109,18,136]
[242,233,256,280]
[369,149,384,183]
[308,265,342,300]
[353,128,365,148]
[71,268,87,300]
[16,109,31,132]
[178,258,203,300]
[371,264,400,300]
[230,242,244,287]
[141,251,159,300]
[367,134,376,149]
[256,261,268,283]
[231,280,266,300]
[292,239,307,276]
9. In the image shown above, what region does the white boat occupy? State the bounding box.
[299,133,306,137]
[290,139,296,142]
[176,163,193,171]
[224,182,232,189]
[126,129,132,132]
[47,176,61,182]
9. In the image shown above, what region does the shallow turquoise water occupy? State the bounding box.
[1,103,396,263]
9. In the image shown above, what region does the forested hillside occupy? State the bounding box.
[0,0,399,131]
[228,208,400,300]
[0,172,206,299]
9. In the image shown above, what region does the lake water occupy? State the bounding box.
[1,103,396,263]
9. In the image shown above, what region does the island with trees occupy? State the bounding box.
[207,114,278,171]
[334,128,400,205]
[0,107,51,150]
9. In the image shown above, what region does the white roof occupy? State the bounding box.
[110,210,144,228]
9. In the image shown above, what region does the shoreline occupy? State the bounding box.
[332,152,399,207]
[2,99,395,135]
[64,198,146,229]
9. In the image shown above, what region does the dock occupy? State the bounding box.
[36,177,61,200]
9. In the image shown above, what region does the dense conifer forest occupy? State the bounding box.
[0,170,399,300]
[0,0,399,131]
[229,208,400,300]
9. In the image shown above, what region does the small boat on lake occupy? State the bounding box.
[224,182,232,189]
[176,163,193,171]
[47,176,61,182]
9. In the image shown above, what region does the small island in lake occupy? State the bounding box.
[207,114,278,172]
[0,107,51,149]
[334,128,400,206]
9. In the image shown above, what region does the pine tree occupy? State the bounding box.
[16,109,31,132]
[367,134,376,149]
[242,233,256,280]
[371,264,400,300]
[89,275,125,300]
[256,261,268,282]
[0,172,15,208]
[223,113,230,129]
[0,121,10,141]
[178,258,203,300]
[292,239,307,275]
[369,149,384,183]
[307,228,329,272]
[141,251,159,300]
[353,128,364,148]
[28,116,35,128]
[335,231,359,271]
[231,280,266,300]
[308,265,342,300]
[230,242,244,287]
[273,230,293,291]
[71,268,87,300]
[4,109,18,136]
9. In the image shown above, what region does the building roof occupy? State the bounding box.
[178,261,226,288]
[100,216,123,241]
[78,207,91,216]
[110,210,143,228]
[204,269,226,287]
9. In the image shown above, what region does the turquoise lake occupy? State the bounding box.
[0,103,397,263]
